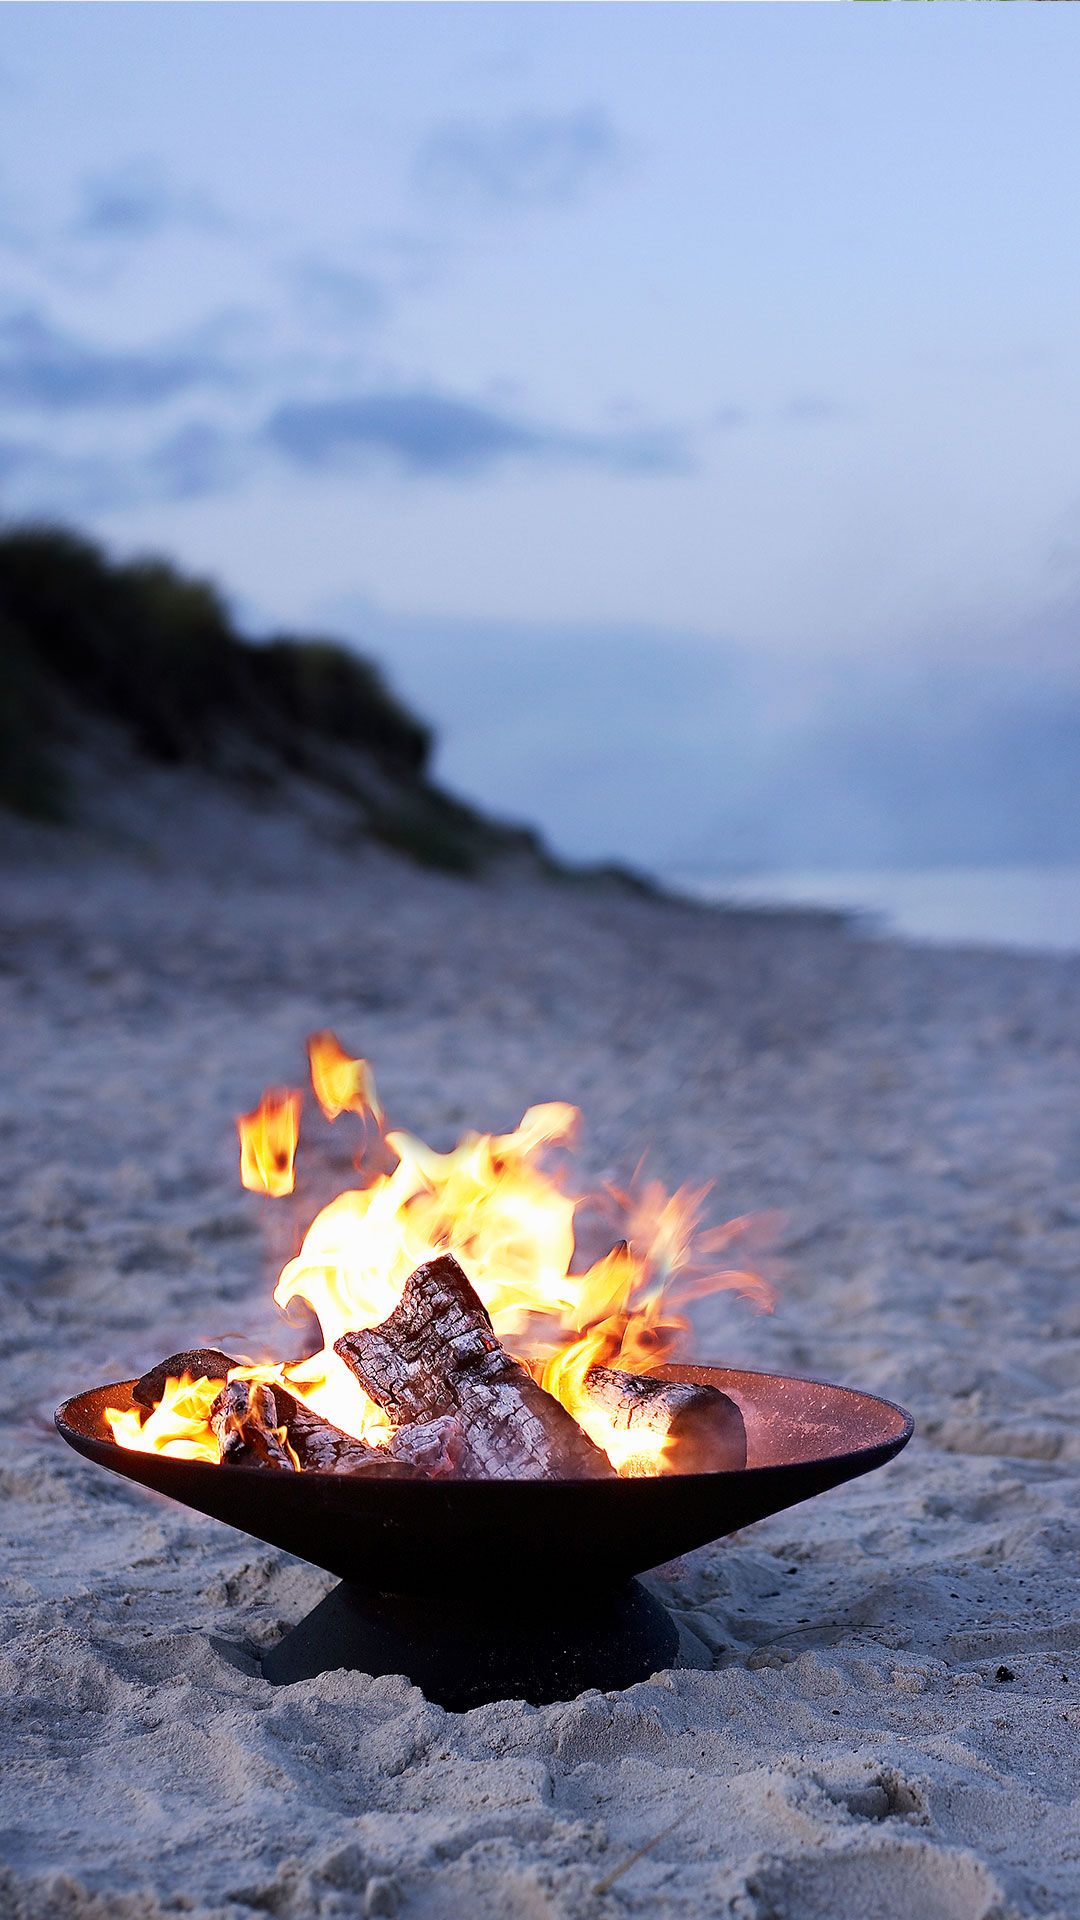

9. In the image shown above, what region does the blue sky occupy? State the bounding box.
[3,5,1080,869]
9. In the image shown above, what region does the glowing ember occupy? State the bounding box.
[109,1033,770,1474]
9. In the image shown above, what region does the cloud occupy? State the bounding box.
[0,384,686,515]
[265,389,687,478]
[69,157,226,244]
[144,421,246,501]
[285,258,388,328]
[414,107,620,212]
[0,435,32,486]
[708,405,750,432]
[0,308,238,411]
[0,417,249,514]
[0,434,145,512]
[267,391,541,473]
[0,159,240,294]
[778,395,853,426]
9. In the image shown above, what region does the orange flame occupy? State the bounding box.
[308,1032,383,1126]
[237,1088,301,1196]
[114,1034,773,1472]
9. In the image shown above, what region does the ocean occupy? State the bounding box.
[674,864,1080,955]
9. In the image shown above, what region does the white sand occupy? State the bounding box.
[2,776,1078,1920]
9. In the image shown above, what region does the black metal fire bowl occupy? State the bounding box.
[55,1364,912,1711]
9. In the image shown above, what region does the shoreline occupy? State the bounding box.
[677,861,1080,960]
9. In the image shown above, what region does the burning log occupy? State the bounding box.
[131,1347,399,1474]
[211,1379,295,1471]
[210,1379,422,1477]
[123,1289,741,1480]
[336,1254,615,1481]
[133,1348,235,1409]
[582,1366,746,1474]
[272,1386,408,1475]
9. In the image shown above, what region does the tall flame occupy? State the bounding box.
[113,1034,772,1469]
[237,1088,301,1196]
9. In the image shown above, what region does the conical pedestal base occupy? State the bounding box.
[262,1577,680,1710]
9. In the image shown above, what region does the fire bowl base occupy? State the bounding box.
[261,1577,681,1710]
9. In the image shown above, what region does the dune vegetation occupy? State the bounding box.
[0,525,551,875]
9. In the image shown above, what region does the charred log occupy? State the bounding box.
[382,1413,503,1482]
[273,1384,413,1476]
[583,1366,746,1474]
[336,1254,614,1481]
[211,1379,295,1471]
[133,1348,236,1409]
[386,1413,485,1478]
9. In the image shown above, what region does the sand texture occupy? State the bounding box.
[2,789,1079,1920]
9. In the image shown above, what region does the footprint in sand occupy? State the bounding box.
[738,1835,1013,1920]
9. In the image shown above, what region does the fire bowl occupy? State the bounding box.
[55,1364,912,1710]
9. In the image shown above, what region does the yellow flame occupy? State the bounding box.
[540,1325,666,1476]
[308,1032,383,1125]
[237,1088,301,1196]
[103,1363,336,1464]
[105,1373,221,1462]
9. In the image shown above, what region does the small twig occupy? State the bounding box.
[593,1801,698,1896]
[750,1614,892,1651]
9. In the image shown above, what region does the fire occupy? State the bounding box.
[541,1326,665,1474]
[238,1088,301,1196]
[106,1373,221,1462]
[308,1031,382,1125]
[112,1033,772,1470]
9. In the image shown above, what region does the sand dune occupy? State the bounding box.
[2,790,1078,1919]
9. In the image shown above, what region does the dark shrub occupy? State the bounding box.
[0,613,68,820]
[0,523,432,808]
[258,637,430,773]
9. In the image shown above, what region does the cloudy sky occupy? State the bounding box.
[3,6,1080,870]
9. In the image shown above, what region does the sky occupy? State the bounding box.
[2,4,1080,871]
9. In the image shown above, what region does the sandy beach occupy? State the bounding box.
[3,782,1078,1920]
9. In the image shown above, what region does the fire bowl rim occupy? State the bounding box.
[54,1362,914,1488]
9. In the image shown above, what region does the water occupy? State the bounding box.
[674,865,1080,955]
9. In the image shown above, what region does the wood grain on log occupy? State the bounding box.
[210,1379,295,1471]
[335,1254,615,1481]
[387,1413,478,1477]
[273,1384,414,1475]
[583,1365,746,1473]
